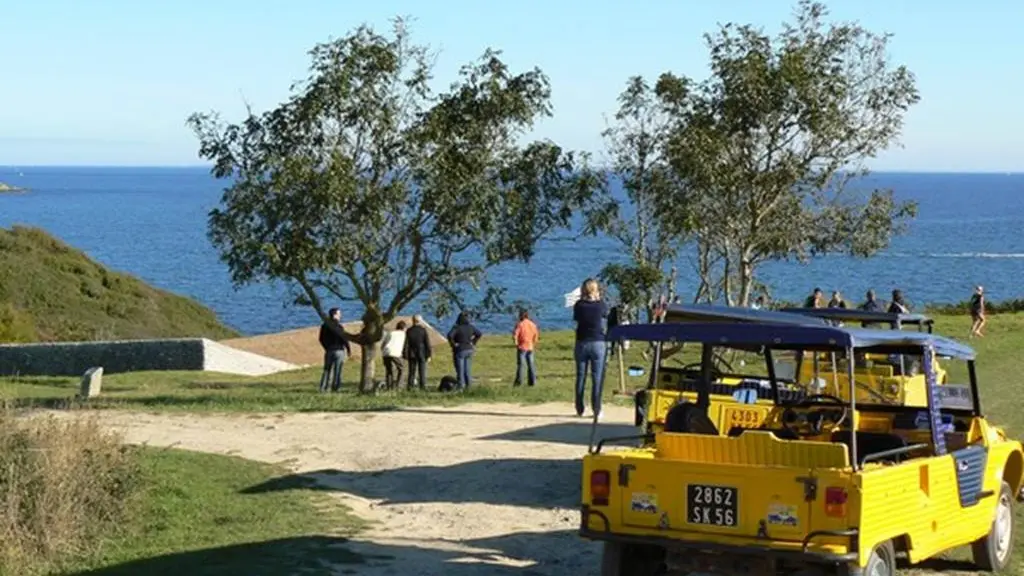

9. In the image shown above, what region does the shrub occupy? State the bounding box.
[0,410,140,575]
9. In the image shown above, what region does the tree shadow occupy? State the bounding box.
[240,459,581,509]
[63,529,599,576]
[478,421,637,446]
[393,408,584,420]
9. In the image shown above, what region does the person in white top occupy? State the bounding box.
[381,320,407,390]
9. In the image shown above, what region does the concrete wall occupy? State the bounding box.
[0,338,299,377]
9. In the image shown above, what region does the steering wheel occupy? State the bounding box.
[679,354,735,375]
[781,394,849,437]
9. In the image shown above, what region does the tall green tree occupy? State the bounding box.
[188,19,602,392]
[654,0,919,306]
[595,76,683,318]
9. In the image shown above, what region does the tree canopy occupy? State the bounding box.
[653,0,920,305]
[593,76,683,318]
[188,19,603,391]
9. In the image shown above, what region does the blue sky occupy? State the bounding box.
[1,0,1021,171]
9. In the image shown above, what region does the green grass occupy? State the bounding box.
[59,447,367,576]
[0,226,238,342]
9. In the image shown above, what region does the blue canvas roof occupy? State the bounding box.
[664,304,830,326]
[778,307,934,326]
[607,321,975,360]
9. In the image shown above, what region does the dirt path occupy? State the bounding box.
[93,402,639,575]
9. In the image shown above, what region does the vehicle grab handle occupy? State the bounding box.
[860,443,929,466]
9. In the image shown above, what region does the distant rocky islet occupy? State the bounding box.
[0,182,27,194]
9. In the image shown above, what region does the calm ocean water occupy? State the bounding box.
[0,167,1022,335]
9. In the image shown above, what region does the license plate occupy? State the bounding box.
[725,407,762,428]
[687,484,738,527]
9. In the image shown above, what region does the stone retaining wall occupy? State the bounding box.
[0,338,298,377]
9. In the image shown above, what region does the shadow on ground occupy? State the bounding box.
[241,458,581,509]
[478,421,638,446]
[64,530,598,576]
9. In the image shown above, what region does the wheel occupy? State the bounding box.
[863,540,896,576]
[600,542,665,576]
[972,480,1014,571]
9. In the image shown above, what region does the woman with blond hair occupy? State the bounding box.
[572,278,609,420]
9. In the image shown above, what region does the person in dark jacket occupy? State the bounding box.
[888,289,910,314]
[970,285,986,338]
[402,315,432,390]
[448,311,483,390]
[859,289,883,312]
[573,278,609,420]
[318,308,352,392]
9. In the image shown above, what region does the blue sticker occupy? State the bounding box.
[923,345,947,455]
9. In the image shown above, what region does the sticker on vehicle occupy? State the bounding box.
[766,503,798,526]
[630,492,658,514]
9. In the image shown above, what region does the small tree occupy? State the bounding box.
[188,19,602,392]
[654,1,919,306]
[594,76,683,319]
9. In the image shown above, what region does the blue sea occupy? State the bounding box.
[0,167,1022,335]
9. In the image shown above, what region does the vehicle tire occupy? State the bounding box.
[972,480,1015,571]
[863,540,896,576]
[600,542,665,576]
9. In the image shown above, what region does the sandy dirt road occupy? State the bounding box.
[87,402,640,575]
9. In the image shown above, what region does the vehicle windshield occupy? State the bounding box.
[655,342,976,411]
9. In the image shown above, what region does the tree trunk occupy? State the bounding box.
[722,247,734,307]
[358,307,385,394]
[738,257,755,308]
[694,237,713,304]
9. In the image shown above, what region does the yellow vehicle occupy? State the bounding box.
[634,305,829,437]
[582,321,1023,576]
[776,308,949,408]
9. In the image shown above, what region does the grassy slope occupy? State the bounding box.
[60,447,365,576]
[0,226,238,342]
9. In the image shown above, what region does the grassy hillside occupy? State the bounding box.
[0,226,238,342]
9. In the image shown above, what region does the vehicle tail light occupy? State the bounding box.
[591,470,611,506]
[825,486,847,517]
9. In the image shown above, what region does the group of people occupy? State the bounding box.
[790,284,987,337]
[315,309,434,393]
[314,306,544,394]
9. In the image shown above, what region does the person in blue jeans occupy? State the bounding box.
[572,278,609,419]
[447,311,482,390]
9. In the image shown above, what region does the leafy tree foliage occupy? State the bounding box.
[594,76,684,318]
[653,1,919,305]
[188,19,602,392]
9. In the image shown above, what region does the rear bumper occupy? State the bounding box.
[580,505,860,568]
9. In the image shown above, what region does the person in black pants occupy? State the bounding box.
[317,308,352,392]
[447,311,483,390]
[403,315,432,390]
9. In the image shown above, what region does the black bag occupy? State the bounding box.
[438,375,459,392]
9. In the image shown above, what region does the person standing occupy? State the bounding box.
[970,285,987,338]
[573,278,609,420]
[447,311,483,391]
[888,289,910,314]
[859,290,882,312]
[381,320,407,390]
[512,309,539,387]
[317,308,351,393]
[804,287,824,308]
[402,315,432,390]
[828,291,848,309]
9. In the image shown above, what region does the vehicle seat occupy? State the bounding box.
[664,401,719,435]
[831,431,907,464]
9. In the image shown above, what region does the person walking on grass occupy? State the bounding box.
[573,278,609,420]
[970,285,987,338]
[448,311,483,391]
[403,315,432,390]
[512,309,539,387]
[317,307,352,393]
[381,320,407,390]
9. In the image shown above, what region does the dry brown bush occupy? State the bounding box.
[0,411,140,575]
